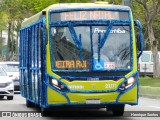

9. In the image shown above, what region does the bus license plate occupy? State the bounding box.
[86,99,100,104]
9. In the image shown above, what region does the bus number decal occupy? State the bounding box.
[105,84,116,89]
[104,62,115,69]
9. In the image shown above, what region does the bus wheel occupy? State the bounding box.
[41,108,49,116]
[107,104,125,116]
[26,99,34,107]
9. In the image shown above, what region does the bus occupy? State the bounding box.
[19,2,144,116]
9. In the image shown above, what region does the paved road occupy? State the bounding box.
[0,94,160,120]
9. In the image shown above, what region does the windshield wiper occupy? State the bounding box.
[98,22,113,61]
[68,22,83,61]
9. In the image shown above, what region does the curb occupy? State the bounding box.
[139,86,160,99]
[139,95,160,99]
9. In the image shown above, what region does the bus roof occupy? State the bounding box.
[47,3,130,11]
[21,3,130,29]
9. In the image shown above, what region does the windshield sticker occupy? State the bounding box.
[93,59,104,70]
[104,62,115,69]
[94,28,126,34]
[55,60,87,69]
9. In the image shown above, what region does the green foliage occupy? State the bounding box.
[132,1,145,24]
[59,0,91,2]
[112,0,121,4]
[139,77,160,87]
[132,0,160,50]
[0,12,8,31]
[153,12,160,50]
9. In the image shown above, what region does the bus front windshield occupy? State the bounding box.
[50,24,131,71]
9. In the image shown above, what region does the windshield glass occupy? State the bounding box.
[51,27,92,70]
[92,26,130,70]
[51,25,131,71]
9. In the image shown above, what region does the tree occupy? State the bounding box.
[0,0,32,61]
[1,0,19,60]
[134,0,160,78]
[0,5,9,60]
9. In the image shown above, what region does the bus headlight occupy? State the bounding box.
[50,78,60,89]
[126,77,135,89]
[51,79,58,86]
[49,77,67,92]
[119,77,136,90]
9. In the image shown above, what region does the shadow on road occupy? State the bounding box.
[27,105,132,119]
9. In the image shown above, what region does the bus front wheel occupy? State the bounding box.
[41,108,49,116]
[107,104,125,116]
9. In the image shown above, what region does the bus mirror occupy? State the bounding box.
[136,33,141,51]
[134,20,144,58]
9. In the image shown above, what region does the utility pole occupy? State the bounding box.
[91,0,97,2]
[122,0,131,7]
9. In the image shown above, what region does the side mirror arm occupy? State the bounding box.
[134,20,144,59]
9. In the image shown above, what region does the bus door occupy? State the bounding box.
[26,20,45,104]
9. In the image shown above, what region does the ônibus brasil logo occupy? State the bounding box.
[94,28,126,34]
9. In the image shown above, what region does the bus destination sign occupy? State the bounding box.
[51,11,123,21]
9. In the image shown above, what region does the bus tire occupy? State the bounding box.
[26,99,34,107]
[41,108,49,116]
[108,104,125,116]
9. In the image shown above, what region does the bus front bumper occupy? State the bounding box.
[46,85,138,107]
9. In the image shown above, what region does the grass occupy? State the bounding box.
[139,86,160,96]
[139,77,160,87]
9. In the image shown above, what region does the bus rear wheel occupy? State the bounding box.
[26,99,34,107]
[107,104,125,116]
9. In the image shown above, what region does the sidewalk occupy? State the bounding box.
[139,86,160,98]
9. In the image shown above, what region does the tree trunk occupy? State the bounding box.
[11,22,14,55]
[6,22,12,61]
[16,20,21,55]
[0,30,2,56]
[148,23,160,78]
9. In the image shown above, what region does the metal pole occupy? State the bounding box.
[91,0,97,2]
[122,0,131,7]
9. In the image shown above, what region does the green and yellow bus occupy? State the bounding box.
[19,2,144,116]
